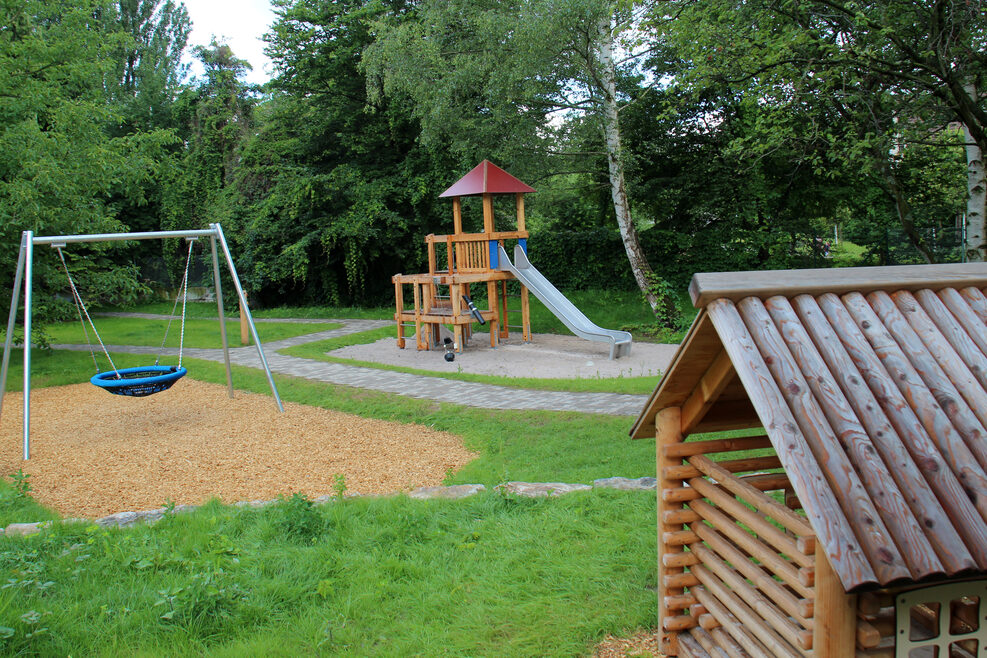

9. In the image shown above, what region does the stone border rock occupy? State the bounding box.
[0,477,656,538]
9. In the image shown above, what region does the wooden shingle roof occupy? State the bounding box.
[632,263,987,592]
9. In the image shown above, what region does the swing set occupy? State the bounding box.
[0,224,283,460]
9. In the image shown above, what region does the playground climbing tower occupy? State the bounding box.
[393,160,533,353]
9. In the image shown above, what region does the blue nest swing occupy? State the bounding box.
[57,239,197,398]
[91,365,188,397]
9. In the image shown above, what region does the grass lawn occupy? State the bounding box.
[101,286,696,343]
[0,354,658,655]
[39,317,341,350]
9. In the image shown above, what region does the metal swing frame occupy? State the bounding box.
[0,223,284,460]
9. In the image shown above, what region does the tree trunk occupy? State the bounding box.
[874,151,935,264]
[594,13,662,314]
[964,84,986,262]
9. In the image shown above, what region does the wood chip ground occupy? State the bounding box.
[0,380,475,518]
[593,631,662,657]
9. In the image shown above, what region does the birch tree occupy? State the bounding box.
[364,0,672,316]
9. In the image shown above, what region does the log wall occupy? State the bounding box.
[659,433,820,657]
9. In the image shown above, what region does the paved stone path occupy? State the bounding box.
[57,318,648,416]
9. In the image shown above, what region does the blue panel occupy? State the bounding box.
[489,240,498,268]
[518,238,527,254]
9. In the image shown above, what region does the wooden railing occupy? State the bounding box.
[425,231,528,276]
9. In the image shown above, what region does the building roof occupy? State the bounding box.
[632,262,987,592]
[438,160,536,197]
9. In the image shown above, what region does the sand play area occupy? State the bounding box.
[0,379,475,518]
[332,332,678,379]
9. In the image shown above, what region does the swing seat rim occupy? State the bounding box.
[90,365,188,394]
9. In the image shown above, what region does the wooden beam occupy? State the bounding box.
[689,262,987,308]
[681,349,735,434]
[658,406,690,654]
[452,197,463,234]
[813,544,857,658]
[689,455,814,537]
[662,435,771,459]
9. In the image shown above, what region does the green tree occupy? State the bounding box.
[231,0,451,306]
[364,0,673,315]
[0,0,174,337]
[652,0,972,263]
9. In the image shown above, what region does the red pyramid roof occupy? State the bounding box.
[439,160,536,197]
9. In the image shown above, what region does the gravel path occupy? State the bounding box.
[54,317,669,416]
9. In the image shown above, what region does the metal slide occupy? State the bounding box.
[498,244,632,359]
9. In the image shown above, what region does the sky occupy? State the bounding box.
[181,0,277,86]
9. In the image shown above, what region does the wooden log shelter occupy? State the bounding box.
[392,160,533,353]
[630,262,987,657]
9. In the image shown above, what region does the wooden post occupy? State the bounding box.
[657,407,689,655]
[453,197,463,234]
[482,193,494,233]
[521,285,531,342]
[413,282,423,350]
[487,280,499,348]
[516,193,525,232]
[499,279,509,338]
[813,545,857,657]
[451,283,464,353]
[394,279,405,349]
[239,293,249,346]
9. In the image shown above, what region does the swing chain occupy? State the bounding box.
[55,246,120,377]
[155,238,196,368]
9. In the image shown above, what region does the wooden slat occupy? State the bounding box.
[663,455,781,480]
[667,572,699,589]
[739,296,911,585]
[664,473,799,502]
[960,286,987,323]
[689,262,987,307]
[920,289,987,391]
[687,627,731,658]
[708,298,879,590]
[795,293,980,575]
[709,627,748,658]
[813,543,858,658]
[877,290,987,468]
[869,290,987,469]
[856,618,881,649]
[766,295,945,581]
[688,455,813,537]
[664,529,699,546]
[681,349,736,434]
[840,294,987,542]
[692,586,775,658]
[662,435,772,458]
[687,499,812,598]
[687,476,812,568]
[937,287,987,369]
[677,632,712,658]
[818,292,987,569]
[691,566,803,658]
[664,509,700,524]
[693,521,812,625]
[664,615,697,632]
[691,543,812,651]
